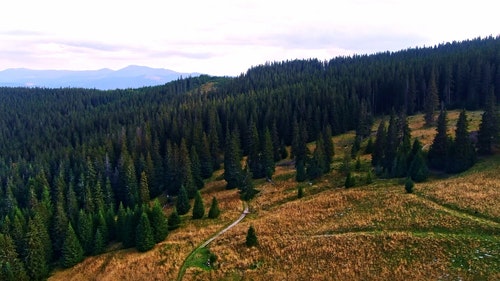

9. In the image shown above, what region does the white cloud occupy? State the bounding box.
[0,0,498,75]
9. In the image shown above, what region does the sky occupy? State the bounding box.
[1,0,498,76]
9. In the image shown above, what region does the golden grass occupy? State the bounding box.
[51,109,499,281]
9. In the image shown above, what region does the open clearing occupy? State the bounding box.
[50,111,499,281]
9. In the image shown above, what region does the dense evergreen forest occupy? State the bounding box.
[0,36,499,280]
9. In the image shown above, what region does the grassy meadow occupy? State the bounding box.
[50,110,499,281]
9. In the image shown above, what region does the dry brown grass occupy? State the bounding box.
[49,179,243,281]
[51,110,499,281]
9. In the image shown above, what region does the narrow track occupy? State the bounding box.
[176,201,249,281]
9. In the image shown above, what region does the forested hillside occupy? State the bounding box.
[0,36,499,280]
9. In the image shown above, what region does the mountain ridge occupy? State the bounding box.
[0,65,201,90]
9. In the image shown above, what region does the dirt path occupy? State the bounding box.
[177,201,249,281]
[413,193,500,228]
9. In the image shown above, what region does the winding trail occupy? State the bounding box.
[177,201,249,281]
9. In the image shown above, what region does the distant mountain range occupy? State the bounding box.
[0,65,201,90]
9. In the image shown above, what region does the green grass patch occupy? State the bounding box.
[184,247,217,271]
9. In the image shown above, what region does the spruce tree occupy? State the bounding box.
[192,190,205,219]
[245,225,258,247]
[93,228,105,255]
[477,90,499,155]
[323,125,334,165]
[295,159,307,182]
[428,109,449,170]
[138,171,150,205]
[61,223,84,268]
[190,146,205,190]
[0,234,28,281]
[262,128,276,179]
[408,151,429,182]
[176,186,190,216]
[24,216,49,281]
[224,131,243,189]
[344,172,355,188]
[77,210,94,255]
[405,177,414,193]
[207,197,220,219]
[168,207,181,230]
[448,110,476,173]
[424,68,439,126]
[148,200,168,243]
[135,212,155,252]
[372,120,386,167]
[297,185,304,199]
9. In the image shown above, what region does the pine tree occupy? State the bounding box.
[408,151,429,182]
[344,172,355,188]
[208,197,221,219]
[138,171,150,205]
[0,234,28,281]
[477,90,499,155]
[61,223,84,268]
[77,210,94,255]
[297,185,304,199]
[428,109,449,170]
[93,228,105,255]
[199,133,214,179]
[24,216,49,281]
[179,140,196,199]
[295,159,307,182]
[148,200,168,243]
[135,212,155,252]
[190,146,205,190]
[192,190,205,219]
[384,112,399,174]
[245,225,258,247]
[168,207,181,230]
[448,110,476,173]
[50,203,69,259]
[262,128,276,179]
[224,131,243,189]
[405,177,414,194]
[176,186,190,215]
[424,68,439,126]
[239,165,258,201]
[323,125,334,165]
[372,120,386,167]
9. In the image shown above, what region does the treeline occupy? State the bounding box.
[0,36,499,279]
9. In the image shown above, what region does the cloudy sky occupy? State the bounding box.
[1,0,498,76]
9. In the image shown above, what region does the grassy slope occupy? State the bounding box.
[50,111,499,281]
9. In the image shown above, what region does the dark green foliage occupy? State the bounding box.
[428,109,449,170]
[0,234,29,281]
[366,169,373,184]
[355,156,361,171]
[167,208,181,231]
[245,225,258,247]
[0,37,497,273]
[239,166,258,201]
[297,185,304,199]
[477,90,499,155]
[208,197,221,219]
[93,228,105,255]
[344,172,355,188]
[24,216,50,281]
[190,146,205,190]
[148,200,168,243]
[135,212,155,252]
[224,131,243,189]
[192,191,205,219]
[424,68,440,126]
[365,138,374,154]
[447,110,477,173]
[295,160,307,182]
[372,120,386,167]
[408,151,429,182]
[176,186,191,216]
[405,177,414,194]
[139,171,150,205]
[61,223,83,268]
[351,136,361,159]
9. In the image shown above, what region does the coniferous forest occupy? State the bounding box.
[0,36,499,280]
